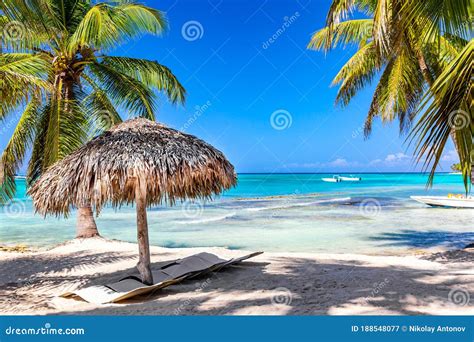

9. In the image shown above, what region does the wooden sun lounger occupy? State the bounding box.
[60,252,262,304]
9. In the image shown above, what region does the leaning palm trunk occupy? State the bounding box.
[76,206,100,238]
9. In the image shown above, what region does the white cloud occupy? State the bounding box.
[327,158,349,167]
[370,152,410,166]
[385,152,409,163]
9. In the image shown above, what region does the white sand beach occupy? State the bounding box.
[1,237,473,315]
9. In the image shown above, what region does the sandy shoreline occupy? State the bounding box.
[0,237,473,315]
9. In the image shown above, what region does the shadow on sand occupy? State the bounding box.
[1,247,473,315]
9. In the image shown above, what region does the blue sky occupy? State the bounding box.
[1,0,458,173]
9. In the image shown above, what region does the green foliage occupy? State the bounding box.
[308,0,473,190]
[0,0,186,203]
[451,163,462,172]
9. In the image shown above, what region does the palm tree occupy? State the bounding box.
[308,0,472,189]
[0,0,186,237]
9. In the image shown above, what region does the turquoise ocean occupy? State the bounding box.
[1,173,472,254]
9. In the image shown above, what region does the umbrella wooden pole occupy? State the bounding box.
[135,179,153,285]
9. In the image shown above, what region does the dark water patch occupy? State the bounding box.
[227,245,243,250]
[345,196,402,207]
[162,241,244,250]
[369,229,474,249]
[162,241,193,248]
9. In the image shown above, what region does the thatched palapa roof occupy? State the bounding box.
[28,118,236,216]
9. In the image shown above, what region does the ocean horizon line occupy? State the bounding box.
[14,171,456,178]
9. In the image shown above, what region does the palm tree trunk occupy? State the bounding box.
[416,51,434,86]
[63,78,101,239]
[76,206,100,238]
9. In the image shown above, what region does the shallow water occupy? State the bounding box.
[1,173,472,254]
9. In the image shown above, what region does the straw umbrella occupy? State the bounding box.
[28,118,236,284]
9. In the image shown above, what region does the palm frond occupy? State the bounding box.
[88,62,157,119]
[68,2,167,52]
[332,41,381,106]
[410,40,473,190]
[308,19,374,51]
[325,0,378,26]
[81,73,123,134]
[1,0,61,50]
[100,56,186,104]
[402,0,473,43]
[0,97,41,203]
[0,53,51,121]
[372,0,394,55]
[365,46,424,136]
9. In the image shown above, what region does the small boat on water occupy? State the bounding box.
[410,195,474,208]
[322,175,341,183]
[322,175,362,183]
[339,175,362,182]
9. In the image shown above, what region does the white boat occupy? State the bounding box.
[410,196,474,208]
[339,176,362,182]
[322,176,341,183]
